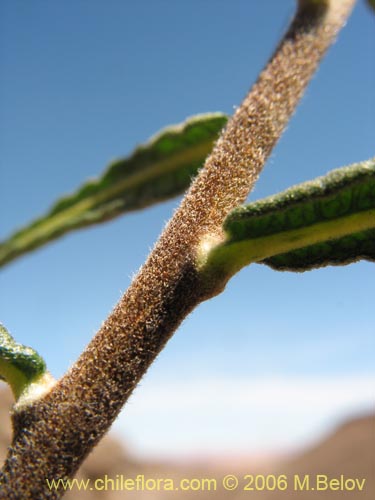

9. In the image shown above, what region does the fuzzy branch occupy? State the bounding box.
[0,1,356,498]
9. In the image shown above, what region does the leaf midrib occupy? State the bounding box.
[202,207,375,276]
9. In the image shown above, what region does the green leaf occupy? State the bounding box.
[200,158,375,278]
[0,324,47,400]
[263,228,375,271]
[0,113,227,269]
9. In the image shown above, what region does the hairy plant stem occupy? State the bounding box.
[0,1,356,498]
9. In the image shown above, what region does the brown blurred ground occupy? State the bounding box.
[0,385,374,499]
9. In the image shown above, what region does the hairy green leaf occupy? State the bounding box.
[200,158,375,277]
[0,324,47,400]
[0,113,227,268]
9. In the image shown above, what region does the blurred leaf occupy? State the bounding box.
[201,158,375,277]
[0,113,227,268]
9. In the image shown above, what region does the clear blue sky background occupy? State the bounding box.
[0,1,374,458]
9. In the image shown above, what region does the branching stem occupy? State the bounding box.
[0,1,356,498]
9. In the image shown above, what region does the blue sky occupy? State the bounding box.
[0,1,374,458]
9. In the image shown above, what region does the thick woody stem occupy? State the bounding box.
[0,1,356,498]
